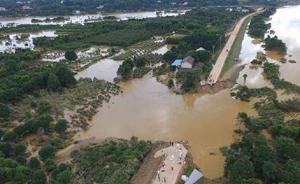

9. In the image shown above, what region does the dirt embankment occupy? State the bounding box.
[130,142,168,184]
[198,80,235,94]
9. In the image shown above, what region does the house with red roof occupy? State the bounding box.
[181,56,195,69]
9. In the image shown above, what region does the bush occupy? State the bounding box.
[0,103,10,119]
[28,157,41,170]
[181,71,199,92]
[37,101,51,114]
[39,145,55,161]
[44,159,56,172]
[54,119,68,134]
[32,170,46,184]
[64,50,77,61]
[3,131,17,142]
[47,73,62,92]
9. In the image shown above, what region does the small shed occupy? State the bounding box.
[182,56,195,69]
[196,47,206,52]
[172,59,182,67]
[185,169,203,184]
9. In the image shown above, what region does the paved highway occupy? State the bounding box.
[207,10,261,85]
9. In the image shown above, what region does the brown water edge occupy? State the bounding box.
[74,74,255,179]
[268,5,300,85]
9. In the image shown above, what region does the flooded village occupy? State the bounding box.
[0,1,300,184]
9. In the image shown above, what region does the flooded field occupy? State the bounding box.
[236,5,300,87]
[0,31,57,53]
[0,10,188,28]
[152,45,171,55]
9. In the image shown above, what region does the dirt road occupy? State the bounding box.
[207,10,261,84]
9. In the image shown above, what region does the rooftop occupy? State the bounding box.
[183,56,195,64]
[172,59,182,66]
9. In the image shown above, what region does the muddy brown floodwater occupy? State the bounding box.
[74,58,255,178]
[72,5,300,179]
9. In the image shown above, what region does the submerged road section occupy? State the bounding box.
[207,9,261,85]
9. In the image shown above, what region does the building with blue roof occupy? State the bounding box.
[171,59,183,67]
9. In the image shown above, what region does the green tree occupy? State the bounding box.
[167,79,174,89]
[45,159,56,172]
[230,156,255,180]
[0,129,4,139]
[37,101,51,114]
[0,103,10,119]
[28,157,41,170]
[243,74,248,84]
[53,64,76,88]
[14,165,30,184]
[3,131,17,142]
[32,170,46,184]
[117,59,133,80]
[39,145,55,161]
[181,72,198,92]
[14,144,26,155]
[262,161,277,183]
[281,160,300,184]
[52,168,72,184]
[239,178,263,184]
[54,119,68,134]
[64,50,77,61]
[0,142,12,157]
[47,73,62,92]
[275,136,300,161]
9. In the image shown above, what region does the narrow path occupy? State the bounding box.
[207,9,261,84]
[151,143,188,184]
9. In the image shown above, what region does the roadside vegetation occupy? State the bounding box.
[154,7,249,92]
[227,58,300,184]
[222,14,253,78]
[248,7,276,39]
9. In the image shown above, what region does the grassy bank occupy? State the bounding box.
[221,15,253,78]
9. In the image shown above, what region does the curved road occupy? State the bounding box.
[207,9,261,85]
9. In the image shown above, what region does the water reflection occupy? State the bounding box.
[0,10,188,28]
[0,31,57,53]
[269,5,300,85]
[75,58,121,82]
[152,45,170,55]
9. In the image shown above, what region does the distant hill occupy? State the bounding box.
[0,0,292,16]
